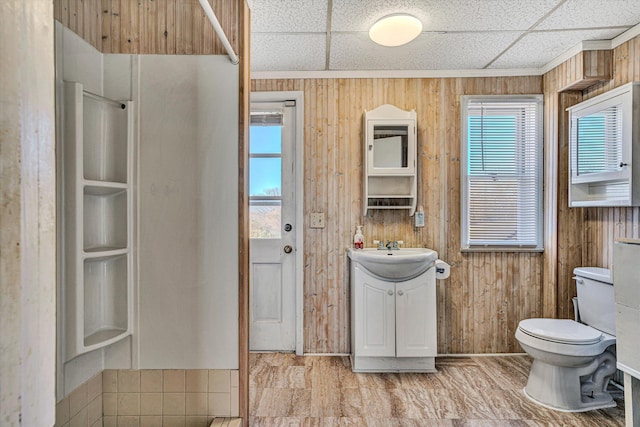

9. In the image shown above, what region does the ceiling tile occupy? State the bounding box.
[330,32,522,70]
[536,0,640,30]
[250,0,327,33]
[490,28,628,69]
[331,0,559,32]
[251,33,326,71]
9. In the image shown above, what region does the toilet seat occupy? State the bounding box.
[518,318,603,345]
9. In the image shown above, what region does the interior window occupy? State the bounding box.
[461,96,544,251]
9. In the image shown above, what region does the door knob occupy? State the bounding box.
[397,290,404,296]
[387,290,394,296]
[284,245,293,254]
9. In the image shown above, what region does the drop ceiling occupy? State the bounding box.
[247,0,640,77]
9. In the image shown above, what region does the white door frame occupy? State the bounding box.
[250,91,304,355]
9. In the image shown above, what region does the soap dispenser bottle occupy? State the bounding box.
[354,225,364,249]
[415,205,425,228]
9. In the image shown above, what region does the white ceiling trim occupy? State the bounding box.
[251,22,640,80]
[251,68,543,80]
[612,21,640,48]
[539,22,640,74]
[539,40,612,74]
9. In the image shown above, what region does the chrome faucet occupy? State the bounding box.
[374,240,404,250]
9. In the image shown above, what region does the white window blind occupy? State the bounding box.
[461,96,543,251]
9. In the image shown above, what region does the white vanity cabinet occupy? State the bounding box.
[350,263,437,372]
[363,105,417,216]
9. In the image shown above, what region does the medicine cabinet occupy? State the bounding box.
[63,81,134,361]
[363,105,417,216]
[568,82,640,206]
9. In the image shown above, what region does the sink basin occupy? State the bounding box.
[347,248,438,280]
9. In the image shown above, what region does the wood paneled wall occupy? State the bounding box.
[253,76,544,354]
[237,0,250,421]
[54,0,237,55]
[544,38,640,321]
[581,38,640,269]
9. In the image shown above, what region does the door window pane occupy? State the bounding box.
[250,202,281,238]
[250,158,282,197]
[250,126,282,154]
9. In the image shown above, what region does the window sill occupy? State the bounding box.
[460,247,544,253]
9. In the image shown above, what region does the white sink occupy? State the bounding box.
[347,247,438,280]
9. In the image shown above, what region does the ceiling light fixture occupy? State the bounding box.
[369,14,423,47]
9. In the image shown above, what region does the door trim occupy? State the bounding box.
[250,91,304,355]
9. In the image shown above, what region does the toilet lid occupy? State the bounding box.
[518,318,603,345]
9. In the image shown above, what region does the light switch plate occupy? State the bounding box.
[310,212,325,228]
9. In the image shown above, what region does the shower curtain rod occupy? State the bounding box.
[198,0,240,65]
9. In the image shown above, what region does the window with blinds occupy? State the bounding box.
[461,96,543,251]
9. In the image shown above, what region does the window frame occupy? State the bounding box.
[460,94,544,252]
[249,107,286,239]
[570,95,626,184]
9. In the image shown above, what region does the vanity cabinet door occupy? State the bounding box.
[353,265,396,357]
[395,268,437,358]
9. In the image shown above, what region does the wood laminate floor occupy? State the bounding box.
[249,353,625,426]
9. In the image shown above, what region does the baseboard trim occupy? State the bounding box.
[437,353,527,357]
[251,351,528,357]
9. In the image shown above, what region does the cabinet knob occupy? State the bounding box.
[397,290,404,296]
[387,290,394,296]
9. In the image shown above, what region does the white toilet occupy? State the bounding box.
[515,267,617,412]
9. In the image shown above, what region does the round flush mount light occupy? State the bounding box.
[369,14,423,47]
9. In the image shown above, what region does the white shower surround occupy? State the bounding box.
[138,55,239,369]
[56,24,240,401]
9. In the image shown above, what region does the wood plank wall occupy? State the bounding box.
[237,1,250,422]
[252,77,544,354]
[581,38,640,269]
[54,0,102,50]
[543,39,639,320]
[53,0,237,55]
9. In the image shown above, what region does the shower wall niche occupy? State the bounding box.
[63,81,134,361]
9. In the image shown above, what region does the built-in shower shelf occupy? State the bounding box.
[84,328,129,348]
[84,247,128,256]
[63,81,134,362]
[84,182,127,195]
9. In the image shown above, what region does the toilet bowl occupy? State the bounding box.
[515,267,617,412]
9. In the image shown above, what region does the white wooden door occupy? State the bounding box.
[249,101,297,351]
[395,267,437,358]
[353,265,396,357]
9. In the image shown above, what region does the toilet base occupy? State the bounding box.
[523,351,617,412]
[523,387,616,413]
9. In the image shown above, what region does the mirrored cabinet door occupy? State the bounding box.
[367,120,415,174]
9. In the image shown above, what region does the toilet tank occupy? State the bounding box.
[574,267,615,335]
